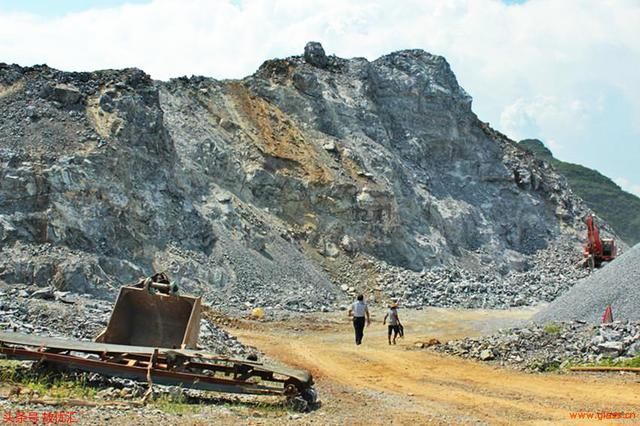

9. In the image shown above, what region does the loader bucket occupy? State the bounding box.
[96,284,201,349]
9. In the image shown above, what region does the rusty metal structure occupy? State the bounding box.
[95,273,201,349]
[0,332,315,401]
[0,273,317,406]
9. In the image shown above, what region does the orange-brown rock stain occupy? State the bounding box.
[227,82,333,185]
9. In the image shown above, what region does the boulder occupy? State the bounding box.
[30,286,54,300]
[43,84,83,106]
[424,338,441,347]
[322,140,337,152]
[627,341,640,356]
[479,349,494,361]
[304,42,328,68]
[596,341,624,356]
[340,235,356,253]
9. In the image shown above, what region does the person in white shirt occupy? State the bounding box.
[348,294,371,345]
[383,303,402,345]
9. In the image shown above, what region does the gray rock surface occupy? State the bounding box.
[534,243,640,323]
[350,239,588,309]
[0,44,606,311]
[436,320,640,371]
[304,42,328,68]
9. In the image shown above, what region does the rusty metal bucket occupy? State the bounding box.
[96,273,201,349]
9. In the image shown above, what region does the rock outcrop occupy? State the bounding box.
[0,44,598,310]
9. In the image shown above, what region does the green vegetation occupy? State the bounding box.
[0,359,97,399]
[152,392,201,415]
[520,139,640,245]
[543,323,562,335]
[0,360,293,416]
[578,355,640,369]
[529,357,562,372]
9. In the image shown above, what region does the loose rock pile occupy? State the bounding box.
[333,240,588,309]
[0,283,251,356]
[534,243,640,323]
[435,321,640,371]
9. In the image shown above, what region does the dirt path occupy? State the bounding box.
[232,308,640,425]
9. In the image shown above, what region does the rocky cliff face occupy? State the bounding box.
[520,138,640,246]
[0,43,591,310]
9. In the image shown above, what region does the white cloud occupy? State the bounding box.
[0,1,638,82]
[614,177,640,198]
[498,95,601,153]
[0,0,639,184]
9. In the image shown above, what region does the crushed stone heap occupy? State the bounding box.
[534,243,640,323]
[436,320,640,371]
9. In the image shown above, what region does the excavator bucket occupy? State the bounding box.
[96,273,201,349]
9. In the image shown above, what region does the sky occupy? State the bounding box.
[0,0,638,197]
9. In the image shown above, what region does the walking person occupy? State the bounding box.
[383,303,402,345]
[348,294,370,345]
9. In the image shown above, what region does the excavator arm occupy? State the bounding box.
[583,214,616,268]
[584,214,602,257]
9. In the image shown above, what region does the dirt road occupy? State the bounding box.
[232,308,640,425]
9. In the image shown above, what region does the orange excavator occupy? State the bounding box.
[583,214,616,268]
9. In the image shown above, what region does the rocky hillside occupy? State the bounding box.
[0,43,595,311]
[520,138,640,245]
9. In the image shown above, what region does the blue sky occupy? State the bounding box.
[0,0,638,196]
[0,0,150,16]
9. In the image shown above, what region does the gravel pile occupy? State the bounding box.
[534,243,640,323]
[0,283,252,356]
[333,240,588,310]
[435,321,640,371]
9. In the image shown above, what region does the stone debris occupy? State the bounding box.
[435,321,640,372]
[328,239,589,309]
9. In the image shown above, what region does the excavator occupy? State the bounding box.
[583,214,617,269]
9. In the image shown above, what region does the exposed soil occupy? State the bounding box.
[3,308,638,425]
[230,308,640,425]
